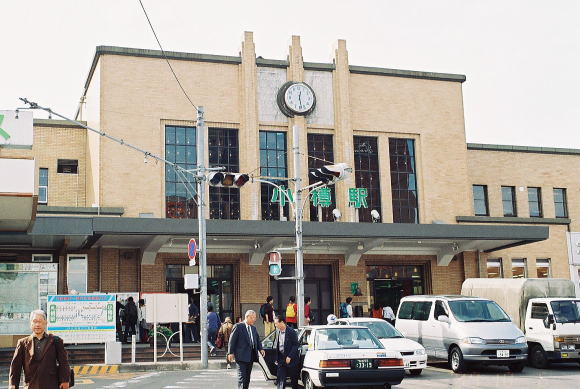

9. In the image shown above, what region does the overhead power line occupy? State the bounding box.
[137,0,199,113]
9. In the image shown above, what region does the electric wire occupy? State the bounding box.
[137,0,199,113]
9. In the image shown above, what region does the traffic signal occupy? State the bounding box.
[268,251,282,277]
[208,172,250,187]
[309,163,350,184]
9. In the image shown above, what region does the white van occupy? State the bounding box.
[395,295,527,373]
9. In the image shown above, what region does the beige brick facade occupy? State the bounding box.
[2,33,578,339]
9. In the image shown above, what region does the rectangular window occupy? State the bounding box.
[554,188,568,218]
[57,159,78,174]
[501,186,517,217]
[165,125,197,218]
[38,168,48,204]
[353,136,381,223]
[307,133,335,222]
[487,258,503,278]
[260,131,289,220]
[512,258,527,279]
[528,187,543,217]
[389,138,419,223]
[67,254,87,293]
[208,128,240,220]
[536,258,551,278]
[473,185,489,216]
[531,303,549,320]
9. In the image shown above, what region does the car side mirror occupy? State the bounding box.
[437,315,450,324]
[544,314,555,329]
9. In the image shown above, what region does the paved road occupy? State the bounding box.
[4,363,580,388]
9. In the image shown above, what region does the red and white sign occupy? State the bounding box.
[187,238,197,265]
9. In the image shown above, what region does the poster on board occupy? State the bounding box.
[47,294,116,344]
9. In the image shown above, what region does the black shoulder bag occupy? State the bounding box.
[53,336,75,387]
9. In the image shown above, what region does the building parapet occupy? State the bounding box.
[467,143,580,156]
[457,215,571,225]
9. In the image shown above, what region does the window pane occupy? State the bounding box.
[68,256,87,271]
[67,273,87,293]
[473,185,488,216]
[528,187,542,217]
[512,259,526,279]
[554,188,568,218]
[354,136,381,223]
[537,259,551,278]
[308,134,335,222]
[260,131,288,220]
[389,139,418,223]
[487,259,503,278]
[165,125,197,219]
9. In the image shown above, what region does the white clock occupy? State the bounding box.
[276,81,316,117]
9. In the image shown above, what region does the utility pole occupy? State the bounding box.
[196,106,208,368]
[293,124,305,328]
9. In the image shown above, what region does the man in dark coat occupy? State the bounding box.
[273,315,300,389]
[9,310,70,389]
[123,297,138,343]
[227,310,265,389]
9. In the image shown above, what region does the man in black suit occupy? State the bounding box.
[273,315,300,389]
[227,310,265,389]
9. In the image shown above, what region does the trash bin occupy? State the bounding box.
[105,341,122,365]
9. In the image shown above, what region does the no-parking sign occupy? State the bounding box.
[188,238,197,265]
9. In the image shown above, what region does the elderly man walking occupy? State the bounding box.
[227,310,265,389]
[9,309,71,389]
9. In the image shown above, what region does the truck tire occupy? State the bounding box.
[529,344,550,369]
[449,346,467,373]
[508,362,525,372]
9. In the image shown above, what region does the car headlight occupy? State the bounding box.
[515,336,526,344]
[462,337,485,344]
[414,349,426,355]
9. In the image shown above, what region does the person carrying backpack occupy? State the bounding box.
[261,296,275,336]
[285,296,297,329]
[123,297,138,343]
[339,297,353,318]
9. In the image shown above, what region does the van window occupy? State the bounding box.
[398,302,414,320]
[530,303,549,320]
[434,300,448,319]
[448,300,511,322]
[398,301,432,321]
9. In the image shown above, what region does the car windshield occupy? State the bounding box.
[550,300,580,323]
[351,321,404,339]
[448,300,511,322]
[316,328,384,350]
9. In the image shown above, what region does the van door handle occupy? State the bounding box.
[528,327,532,330]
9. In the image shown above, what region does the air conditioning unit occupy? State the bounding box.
[32,254,53,263]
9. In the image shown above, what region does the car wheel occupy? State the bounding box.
[409,369,422,376]
[449,346,467,373]
[303,373,318,389]
[529,344,550,369]
[508,362,525,373]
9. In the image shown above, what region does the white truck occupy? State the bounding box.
[461,278,580,368]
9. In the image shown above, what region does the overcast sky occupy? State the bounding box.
[1,0,578,148]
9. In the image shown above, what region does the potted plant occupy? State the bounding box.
[148,325,173,347]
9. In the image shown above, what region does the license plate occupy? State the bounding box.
[354,359,374,369]
[496,350,510,358]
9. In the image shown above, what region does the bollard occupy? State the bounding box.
[131,334,136,364]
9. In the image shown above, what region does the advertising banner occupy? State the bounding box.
[47,294,116,344]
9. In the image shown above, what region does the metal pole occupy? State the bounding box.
[197,107,209,368]
[293,124,305,329]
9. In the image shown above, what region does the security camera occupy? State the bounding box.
[332,208,342,221]
[371,209,380,223]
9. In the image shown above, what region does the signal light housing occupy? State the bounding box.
[309,163,350,184]
[208,172,250,188]
[267,250,282,277]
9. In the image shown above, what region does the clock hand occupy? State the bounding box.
[299,91,302,105]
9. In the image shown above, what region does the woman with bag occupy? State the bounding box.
[217,317,234,367]
[285,296,297,329]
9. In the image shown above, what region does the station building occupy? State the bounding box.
[0,32,578,345]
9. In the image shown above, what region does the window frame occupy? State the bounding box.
[487,258,503,278]
[501,186,517,217]
[259,130,289,221]
[530,303,549,320]
[353,136,382,223]
[67,254,88,293]
[472,185,489,216]
[511,258,527,279]
[38,168,48,205]
[208,127,240,220]
[536,258,551,278]
[553,188,568,218]
[389,138,419,224]
[57,159,78,174]
[307,133,335,222]
[527,187,543,218]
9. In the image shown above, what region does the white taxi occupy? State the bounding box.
[336,318,427,375]
[258,325,405,388]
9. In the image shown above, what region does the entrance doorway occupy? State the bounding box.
[270,265,333,325]
[367,265,425,313]
[165,264,234,320]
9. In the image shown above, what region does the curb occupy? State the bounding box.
[119,360,228,372]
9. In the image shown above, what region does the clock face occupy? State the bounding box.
[284,83,315,114]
